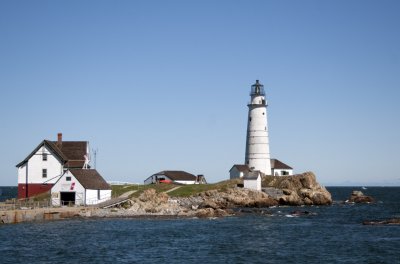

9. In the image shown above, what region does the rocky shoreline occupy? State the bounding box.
[1,172,333,223]
[92,172,332,218]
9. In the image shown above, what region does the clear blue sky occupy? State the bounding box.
[1,0,399,186]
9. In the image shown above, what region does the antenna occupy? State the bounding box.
[92,148,98,169]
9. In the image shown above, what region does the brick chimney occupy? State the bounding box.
[57,133,62,147]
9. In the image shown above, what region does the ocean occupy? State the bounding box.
[0,187,399,263]
[0,186,17,202]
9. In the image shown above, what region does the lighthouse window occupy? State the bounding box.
[249,117,252,122]
[262,112,265,115]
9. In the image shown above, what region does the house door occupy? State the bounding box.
[60,192,75,206]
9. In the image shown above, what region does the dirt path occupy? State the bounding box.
[119,190,137,198]
[164,186,181,194]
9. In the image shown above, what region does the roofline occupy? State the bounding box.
[149,170,196,181]
[15,140,67,167]
[271,158,293,170]
[68,169,112,190]
[229,164,250,172]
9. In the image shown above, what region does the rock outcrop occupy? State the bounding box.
[262,172,332,206]
[347,190,374,203]
[110,187,279,218]
[103,171,331,218]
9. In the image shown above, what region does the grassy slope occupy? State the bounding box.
[111,178,243,198]
[31,176,291,201]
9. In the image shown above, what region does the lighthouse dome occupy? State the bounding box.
[250,80,265,96]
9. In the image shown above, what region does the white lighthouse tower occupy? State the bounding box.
[245,80,271,175]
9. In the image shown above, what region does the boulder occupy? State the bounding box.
[194,208,215,218]
[348,190,374,203]
[264,172,332,206]
[279,191,303,205]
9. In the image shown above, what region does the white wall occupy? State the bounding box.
[174,180,196,185]
[51,171,85,206]
[18,145,63,185]
[244,176,261,191]
[144,175,156,185]
[273,169,294,176]
[245,93,271,175]
[229,167,244,179]
[86,189,111,205]
[17,164,27,184]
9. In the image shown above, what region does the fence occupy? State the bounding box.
[0,199,52,211]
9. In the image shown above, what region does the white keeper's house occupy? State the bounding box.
[271,159,293,176]
[51,169,111,206]
[229,159,293,179]
[16,133,91,199]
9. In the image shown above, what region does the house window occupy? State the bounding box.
[42,169,47,178]
[97,190,101,200]
[43,153,47,161]
[66,176,71,181]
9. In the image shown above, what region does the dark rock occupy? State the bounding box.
[282,189,292,195]
[290,210,316,216]
[348,190,374,203]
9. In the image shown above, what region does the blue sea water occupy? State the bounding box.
[0,187,399,263]
[0,186,17,202]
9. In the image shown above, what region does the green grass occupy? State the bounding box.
[111,183,180,198]
[111,184,141,197]
[167,184,216,197]
[167,178,243,197]
[111,178,244,198]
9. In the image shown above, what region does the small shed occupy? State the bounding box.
[243,171,262,191]
[51,169,111,206]
[229,164,250,179]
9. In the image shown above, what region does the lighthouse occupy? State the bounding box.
[245,80,271,175]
